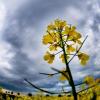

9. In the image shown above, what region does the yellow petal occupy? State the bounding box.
[43,52,55,64]
[42,34,53,45]
[67,45,75,53]
[84,76,95,86]
[59,70,69,81]
[47,24,56,31]
[59,74,67,81]
[78,52,89,66]
[62,26,70,35]
[49,44,58,51]
[54,19,66,29]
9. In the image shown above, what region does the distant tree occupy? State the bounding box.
[46,94,50,97]
[58,94,62,97]
[8,91,10,94]
[5,91,8,94]
[11,91,13,94]
[28,93,32,97]
[17,92,20,95]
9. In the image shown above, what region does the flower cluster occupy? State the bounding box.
[42,19,89,67]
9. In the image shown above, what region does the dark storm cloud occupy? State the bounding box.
[0,75,28,92]
[15,0,81,27]
[8,51,37,78]
[3,0,82,49]
[3,0,81,81]
[3,25,23,49]
[1,0,100,92]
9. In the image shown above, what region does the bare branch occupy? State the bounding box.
[24,79,99,96]
[51,67,70,81]
[55,50,78,56]
[75,82,86,86]
[68,35,88,64]
[55,50,63,55]
[24,79,70,94]
[77,83,100,94]
[40,72,86,87]
[24,79,57,94]
[62,82,86,88]
[39,72,59,76]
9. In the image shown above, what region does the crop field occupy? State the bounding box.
[0,82,100,100]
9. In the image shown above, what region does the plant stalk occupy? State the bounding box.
[59,32,77,100]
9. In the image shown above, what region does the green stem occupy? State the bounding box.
[59,32,77,100]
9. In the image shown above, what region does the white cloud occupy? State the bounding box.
[0,2,6,33]
[65,6,85,24]
[1,0,28,14]
[0,42,15,71]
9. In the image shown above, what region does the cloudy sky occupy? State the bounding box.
[0,0,100,92]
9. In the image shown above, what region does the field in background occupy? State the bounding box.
[0,84,100,100]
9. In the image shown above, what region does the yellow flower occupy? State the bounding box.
[44,51,55,64]
[77,39,82,44]
[42,34,53,45]
[68,26,76,35]
[78,52,89,65]
[59,68,69,81]
[73,32,82,42]
[49,44,58,51]
[67,26,82,43]
[42,31,60,46]
[47,24,56,31]
[62,26,70,35]
[67,45,75,53]
[84,76,95,85]
[68,31,81,42]
[59,74,68,81]
[95,78,100,83]
[54,19,66,29]
[59,54,70,63]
